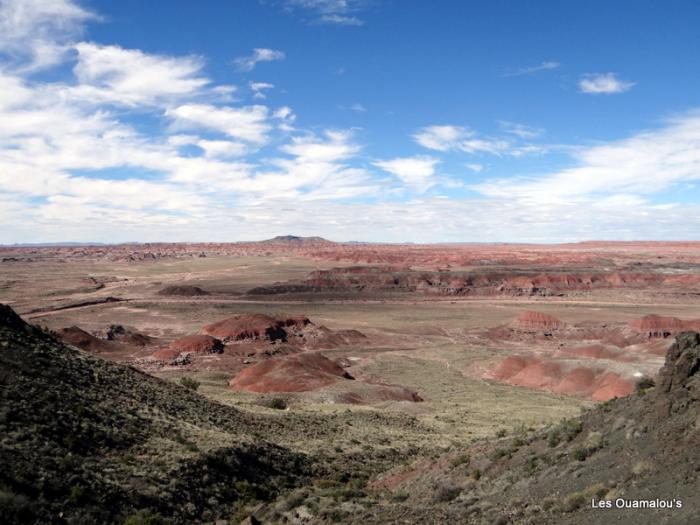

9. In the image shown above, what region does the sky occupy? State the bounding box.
[1,0,700,243]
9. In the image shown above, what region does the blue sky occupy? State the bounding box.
[1,0,699,243]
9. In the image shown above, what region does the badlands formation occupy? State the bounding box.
[1,238,700,523]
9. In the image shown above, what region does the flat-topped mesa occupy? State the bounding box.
[629,314,700,338]
[201,314,311,343]
[511,310,565,331]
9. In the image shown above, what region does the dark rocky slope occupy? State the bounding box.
[0,304,311,524]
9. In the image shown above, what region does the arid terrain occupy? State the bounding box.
[2,237,700,524]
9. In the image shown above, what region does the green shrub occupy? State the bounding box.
[451,453,471,468]
[572,447,589,461]
[434,484,461,502]
[179,376,200,391]
[123,509,167,525]
[635,376,655,394]
[491,448,510,460]
[391,491,410,502]
[560,483,608,512]
[547,431,561,448]
[561,419,583,442]
[262,397,287,410]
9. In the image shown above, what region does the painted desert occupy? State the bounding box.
[2,238,700,524]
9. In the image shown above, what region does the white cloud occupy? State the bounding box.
[373,156,439,191]
[72,43,209,106]
[579,73,634,94]
[474,110,700,202]
[0,0,96,70]
[413,125,510,155]
[234,48,285,71]
[169,135,248,159]
[413,125,471,151]
[498,120,543,139]
[465,163,483,173]
[250,81,274,99]
[273,106,295,120]
[285,0,364,25]
[503,61,560,77]
[166,103,271,144]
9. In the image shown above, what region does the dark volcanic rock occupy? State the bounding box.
[658,331,700,392]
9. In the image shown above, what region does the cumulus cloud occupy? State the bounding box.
[234,48,285,71]
[72,43,209,106]
[0,0,96,70]
[166,103,271,144]
[0,0,698,244]
[373,156,439,191]
[579,73,634,94]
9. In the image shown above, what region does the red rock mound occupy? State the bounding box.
[168,334,223,354]
[509,361,563,389]
[559,344,637,362]
[490,355,635,401]
[58,326,114,353]
[151,348,181,360]
[511,311,564,331]
[229,352,353,393]
[629,314,700,338]
[202,314,310,343]
[101,324,157,346]
[591,372,634,401]
[492,355,538,379]
[553,367,596,394]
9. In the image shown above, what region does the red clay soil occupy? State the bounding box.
[151,348,181,360]
[590,372,634,401]
[229,352,353,393]
[492,356,539,380]
[201,314,310,343]
[168,334,224,354]
[509,361,563,389]
[511,310,565,330]
[559,344,637,362]
[553,367,597,394]
[490,355,635,401]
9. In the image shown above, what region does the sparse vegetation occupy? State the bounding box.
[261,397,288,410]
[560,483,608,512]
[635,376,656,394]
[179,376,200,391]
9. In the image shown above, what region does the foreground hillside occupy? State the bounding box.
[1,301,699,524]
[0,303,319,523]
[360,333,700,524]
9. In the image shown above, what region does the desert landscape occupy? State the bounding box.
[3,0,700,523]
[2,238,700,523]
